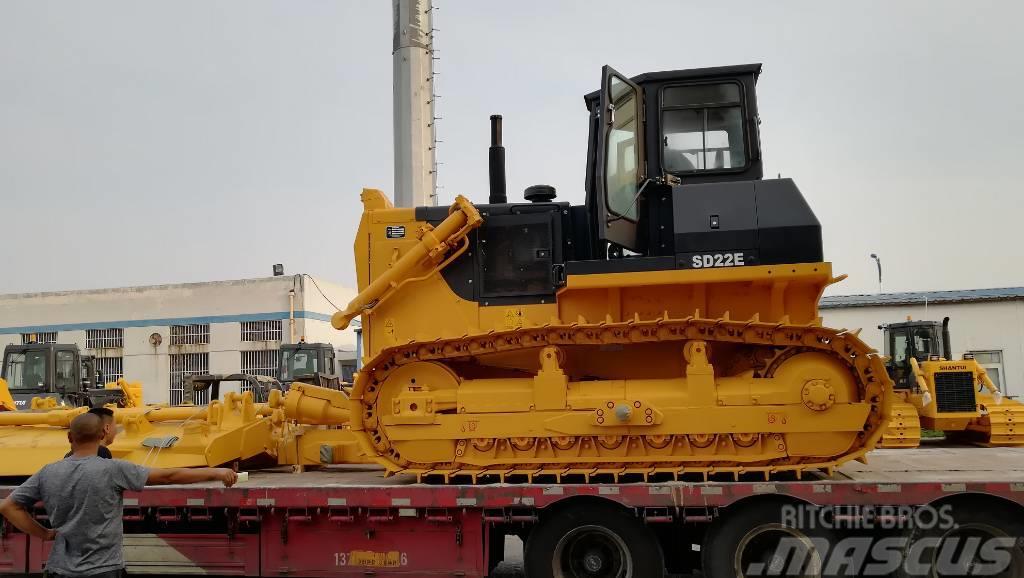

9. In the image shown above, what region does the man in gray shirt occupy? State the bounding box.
[0,412,238,578]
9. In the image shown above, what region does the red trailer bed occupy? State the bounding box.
[2,447,1023,577]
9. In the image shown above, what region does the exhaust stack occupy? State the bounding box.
[488,115,507,204]
[941,317,952,361]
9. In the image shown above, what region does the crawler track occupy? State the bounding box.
[349,313,893,482]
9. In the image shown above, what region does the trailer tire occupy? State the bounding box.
[702,500,836,578]
[524,501,664,578]
[896,501,1024,578]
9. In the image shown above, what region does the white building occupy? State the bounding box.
[0,275,356,404]
[821,287,1024,398]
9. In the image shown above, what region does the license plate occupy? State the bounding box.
[347,550,402,567]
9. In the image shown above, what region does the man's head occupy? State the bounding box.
[67,412,104,449]
[88,407,116,445]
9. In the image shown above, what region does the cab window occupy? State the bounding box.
[605,75,641,220]
[892,331,909,364]
[662,83,746,172]
[890,329,911,388]
[281,350,319,381]
[911,327,942,359]
[55,351,76,392]
[325,350,336,375]
[5,351,47,390]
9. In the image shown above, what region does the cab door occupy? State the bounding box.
[888,327,912,388]
[595,65,645,253]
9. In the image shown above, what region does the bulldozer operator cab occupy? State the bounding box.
[1,343,93,408]
[414,63,822,308]
[882,319,952,388]
[279,342,342,389]
[580,64,820,266]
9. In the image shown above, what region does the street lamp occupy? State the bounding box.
[870,253,883,294]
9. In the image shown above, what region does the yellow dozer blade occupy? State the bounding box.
[0,387,368,477]
[0,378,16,412]
[969,396,1024,446]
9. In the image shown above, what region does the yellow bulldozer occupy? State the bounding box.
[879,317,1023,448]
[325,63,894,483]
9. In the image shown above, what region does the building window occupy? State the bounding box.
[86,328,123,349]
[241,320,282,342]
[95,357,124,385]
[21,332,57,344]
[241,350,280,391]
[969,350,1005,393]
[169,352,210,405]
[170,324,210,346]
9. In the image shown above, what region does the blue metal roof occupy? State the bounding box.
[820,287,1024,309]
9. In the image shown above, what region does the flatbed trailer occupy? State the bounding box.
[2,447,1023,577]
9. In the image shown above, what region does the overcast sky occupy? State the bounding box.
[2,1,1021,296]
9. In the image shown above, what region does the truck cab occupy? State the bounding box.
[1,343,122,408]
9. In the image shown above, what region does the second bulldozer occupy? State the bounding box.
[880,317,1023,448]
[330,64,893,482]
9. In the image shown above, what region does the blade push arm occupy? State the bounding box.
[332,195,483,330]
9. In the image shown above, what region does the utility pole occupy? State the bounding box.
[870,253,883,294]
[392,0,436,207]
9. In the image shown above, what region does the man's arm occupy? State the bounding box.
[146,467,237,487]
[0,497,56,541]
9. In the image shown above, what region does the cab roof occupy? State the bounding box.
[583,63,763,105]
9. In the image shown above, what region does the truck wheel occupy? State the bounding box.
[897,502,1024,578]
[524,501,664,578]
[702,501,835,578]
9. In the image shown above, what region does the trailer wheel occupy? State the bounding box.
[702,501,835,578]
[524,501,664,578]
[897,501,1024,578]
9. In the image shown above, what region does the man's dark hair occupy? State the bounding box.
[88,407,115,421]
[69,413,104,444]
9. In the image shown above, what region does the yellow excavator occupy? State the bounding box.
[316,63,894,482]
[879,317,1023,448]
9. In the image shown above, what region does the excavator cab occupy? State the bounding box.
[882,319,951,388]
